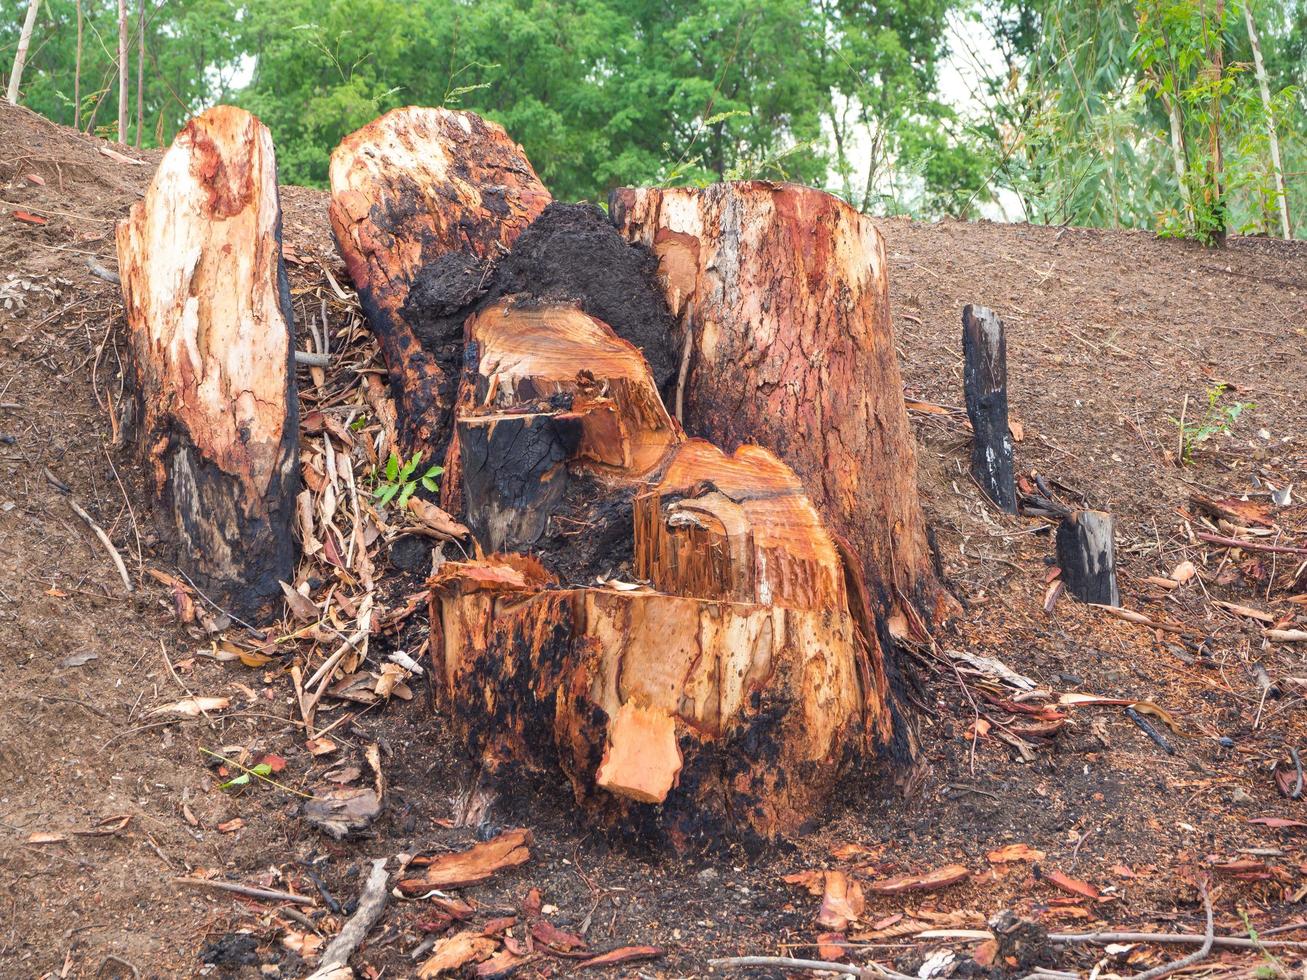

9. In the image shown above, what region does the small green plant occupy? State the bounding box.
[373,451,443,508]
[1173,382,1252,463]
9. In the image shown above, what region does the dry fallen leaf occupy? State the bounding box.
[865,864,970,895]
[305,737,338,756]
[1247,817,1307,830]
[217,817,245,833]
[26,831,67,844]
[577,946,664,970]
[1044,869,1101,900]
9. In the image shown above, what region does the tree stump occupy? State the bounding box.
[430,439,886,847]
[1056,510,1119,606]
[962,304,1016,513]
[116,105,298,619]
[328,107,551,463]
[609,182,954,635]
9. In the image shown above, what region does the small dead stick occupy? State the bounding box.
[173,876,315,906]
[66,496,133,593]
[305,858,389,980]
[1196,532,1307,557]
[1126,884,1213,980]
[710,956,914,980]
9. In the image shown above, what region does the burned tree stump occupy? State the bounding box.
[1056,510,1119,606]
[328,107,551,463]
[431,439,886,846]
[610,181,954,634]
[962,304,1016,513]
[446,296,681,561]
[116,106,298,619]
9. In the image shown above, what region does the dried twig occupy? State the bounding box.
[172,876,315,906]
[1127,885,1213,980]
[1196,531,1307,557]
[305,858,389,980]
[66,496,133,593]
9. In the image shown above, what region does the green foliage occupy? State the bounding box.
[219,762,272,790]
[1173,383,1252,463]
[372,451,441,510]
[0,0,242,147]
[977,0,1305,239]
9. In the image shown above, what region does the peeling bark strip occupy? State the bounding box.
[328,107,551,462]
[1056,510,1119,606]
[961,304,1016,513]
[116,105,297,619]
[610,181,953,631]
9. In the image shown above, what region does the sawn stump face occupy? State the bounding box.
[116,105,298,619]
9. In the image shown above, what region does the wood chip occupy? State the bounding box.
[865,864,970,895]
[398,828,533,894]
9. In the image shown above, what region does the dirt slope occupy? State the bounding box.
[1,101,1304,979]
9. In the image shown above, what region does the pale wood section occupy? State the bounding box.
[464,298,681,479]
[116,105,297,618]
[634,439,846,611]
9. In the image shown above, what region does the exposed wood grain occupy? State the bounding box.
[116,105,297,618]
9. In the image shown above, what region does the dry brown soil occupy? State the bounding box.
[1,102,1304,979]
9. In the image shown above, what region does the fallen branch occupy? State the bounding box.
[1048,930,1307,951]
[1196,532,1307,557]
[709,955,914,980]
[1127,885,1212,980]
[86,255,121,284]
[66,496,133,593]
[305,858,389,980]
[295,350,331,368]
[173,876,315,906]
[1091,604,1196,637]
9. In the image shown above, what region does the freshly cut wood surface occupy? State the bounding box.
[462,298,680,478]
[116,104,297,618]
[611,181,953,631]
[429,554,874,845]
[447,297,682,553]
[329,107,551,461]
[634,439,846,611]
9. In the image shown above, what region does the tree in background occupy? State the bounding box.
[0,0,241,144]
[971,0,1302,240]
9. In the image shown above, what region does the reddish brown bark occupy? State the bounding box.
[329,107,551,463]
[610,181,954,633]
[116,106,298,618]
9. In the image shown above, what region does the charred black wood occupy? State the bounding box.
[1056,509,1119,606]
[962,304,1016,513]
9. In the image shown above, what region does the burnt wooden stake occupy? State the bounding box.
[1056,509,1119,606]
[962,304,1016,513]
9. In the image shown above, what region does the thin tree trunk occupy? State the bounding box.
[1207,0,1226,244]
[1163,91,1193,222]
[74,0,82,128]
[135,0,144,148]
[117,0,128,143]
[6,0,42,105]
[1244,0,1292,238]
